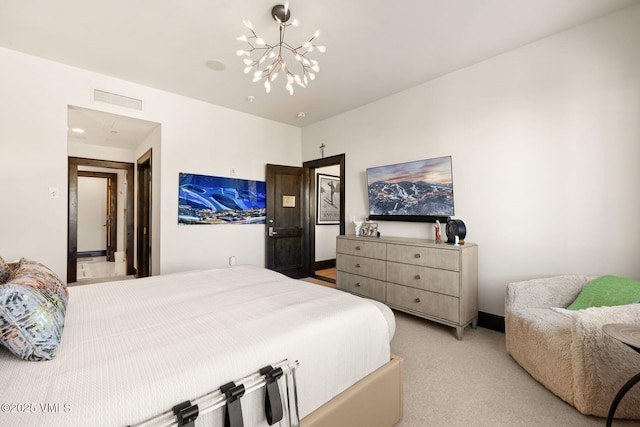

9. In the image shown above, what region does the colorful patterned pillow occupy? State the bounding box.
[0,256,12,283]
[0,260,67,361]
[13,258,68,307]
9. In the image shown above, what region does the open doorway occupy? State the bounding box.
[67,106,160,284]
[303,154,345,283]
[77,170,118,264]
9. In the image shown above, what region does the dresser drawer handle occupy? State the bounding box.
[414,275,421,280]
[414,298,421,303]
[414,253,421,259]
[355,263,361,268]
[355,283,361,287]
[355,246,361,250]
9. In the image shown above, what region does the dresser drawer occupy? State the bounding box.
[337,271,386,301]
[387,243,460,271]
[337,238,386,259]
[386,283,460,323]
[336,254,386,280]
[387,262,460,297]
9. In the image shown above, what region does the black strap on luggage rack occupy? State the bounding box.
[220,381,245,427]
[260,365,284,425]
[130,359,300,427]
[172,401,199,427]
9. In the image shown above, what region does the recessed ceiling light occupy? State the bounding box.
[70,128,85,133]
[247,96,255,103]
[297,112,306,119]
[205,59,227,71]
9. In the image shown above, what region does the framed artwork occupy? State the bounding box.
[282,195,296,208]
[178,172,266,225]
[360,222,379,237]
[316,174,340,225]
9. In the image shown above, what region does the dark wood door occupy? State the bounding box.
[266,164,309,278]
[105,174,117,262]
[137,149,152,278]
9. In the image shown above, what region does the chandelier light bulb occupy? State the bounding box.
[238,3,325,95]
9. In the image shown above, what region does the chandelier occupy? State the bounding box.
[237,3,325,95]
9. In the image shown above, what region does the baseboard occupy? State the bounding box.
[315,259,336,271]
[78,250,107,258]
[477,311,505,333]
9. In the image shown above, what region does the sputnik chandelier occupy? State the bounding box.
[237,3,325,95]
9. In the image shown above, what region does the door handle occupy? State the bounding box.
[268,220,278,237]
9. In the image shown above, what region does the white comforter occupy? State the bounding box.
[0,265,393,426]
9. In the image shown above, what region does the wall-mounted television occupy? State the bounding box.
[366,156,454,223]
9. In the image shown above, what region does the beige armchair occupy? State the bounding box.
[505,275,640,419]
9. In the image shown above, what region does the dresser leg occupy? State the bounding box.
[456,326,463,340]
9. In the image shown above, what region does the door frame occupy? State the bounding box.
[136,149,152,278]
[68,157,135,283]
[76,171,118,261]
[302,154,346,278]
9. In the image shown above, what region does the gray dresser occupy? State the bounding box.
[336,235,478,339]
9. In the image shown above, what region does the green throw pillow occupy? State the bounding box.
[567,275,640,310]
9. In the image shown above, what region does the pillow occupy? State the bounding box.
[0,256,12,283]
[567,275,640,310]
[0,260,67,361]
[13,258,68,307]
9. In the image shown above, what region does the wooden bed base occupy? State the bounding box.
[301,355,404,427]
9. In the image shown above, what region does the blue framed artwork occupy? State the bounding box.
[178,173,266,225]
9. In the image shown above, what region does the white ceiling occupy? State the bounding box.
[67,106,160,149]
[2,0,639,128]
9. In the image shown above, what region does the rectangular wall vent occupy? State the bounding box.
[93,89,143,111]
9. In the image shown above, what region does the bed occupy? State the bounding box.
[0,264,403,426]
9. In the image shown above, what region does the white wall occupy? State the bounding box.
[302,5,640,315]
[0,47,300,280]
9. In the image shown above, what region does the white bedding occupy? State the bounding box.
[0,265,393,426]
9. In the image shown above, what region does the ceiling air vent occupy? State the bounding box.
[93,89,143,111]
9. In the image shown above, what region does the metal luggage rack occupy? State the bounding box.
[130,359,300,427]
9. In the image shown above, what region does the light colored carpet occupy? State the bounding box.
[390,311,640,427]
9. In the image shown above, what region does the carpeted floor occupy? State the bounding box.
[390,311,640,426]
